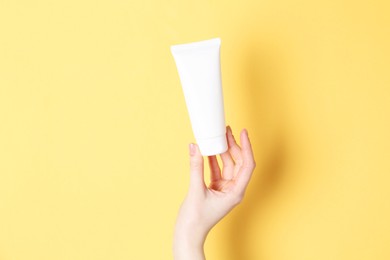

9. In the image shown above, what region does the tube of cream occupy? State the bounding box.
[171,38,228,156]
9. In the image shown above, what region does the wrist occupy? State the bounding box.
[173,224,207,260]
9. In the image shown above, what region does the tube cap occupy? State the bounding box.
[197,135,228,156]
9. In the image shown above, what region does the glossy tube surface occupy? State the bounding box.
[171,38,228,156]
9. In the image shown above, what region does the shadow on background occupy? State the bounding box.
[226,40,290,259]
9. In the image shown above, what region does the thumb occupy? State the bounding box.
[188,143,205,193]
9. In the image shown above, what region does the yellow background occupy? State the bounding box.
[0,0,389,259]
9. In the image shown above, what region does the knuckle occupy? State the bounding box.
[235,158,244,167]
[190,158,202,168]
[190,164,202,172]
[243,161,256,171]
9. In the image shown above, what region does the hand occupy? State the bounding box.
[173,126,256,260]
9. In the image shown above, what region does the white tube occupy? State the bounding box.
[171,38,228,156]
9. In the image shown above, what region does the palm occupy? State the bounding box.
[208,178,235,193]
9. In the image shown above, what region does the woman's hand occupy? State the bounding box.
[173,126,256,260]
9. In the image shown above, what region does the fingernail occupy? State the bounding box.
[189,143,196,156]
[227,125,231,133]
[243,129,248,137]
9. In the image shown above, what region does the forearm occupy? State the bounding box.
[173,226,207,260]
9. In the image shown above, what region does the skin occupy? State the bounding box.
[173,126,256,260]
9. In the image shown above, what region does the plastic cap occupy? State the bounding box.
[197,135,228,156]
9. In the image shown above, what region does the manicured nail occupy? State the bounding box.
[189,143,196,156]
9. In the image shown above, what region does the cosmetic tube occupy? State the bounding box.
[171,38,228,156]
